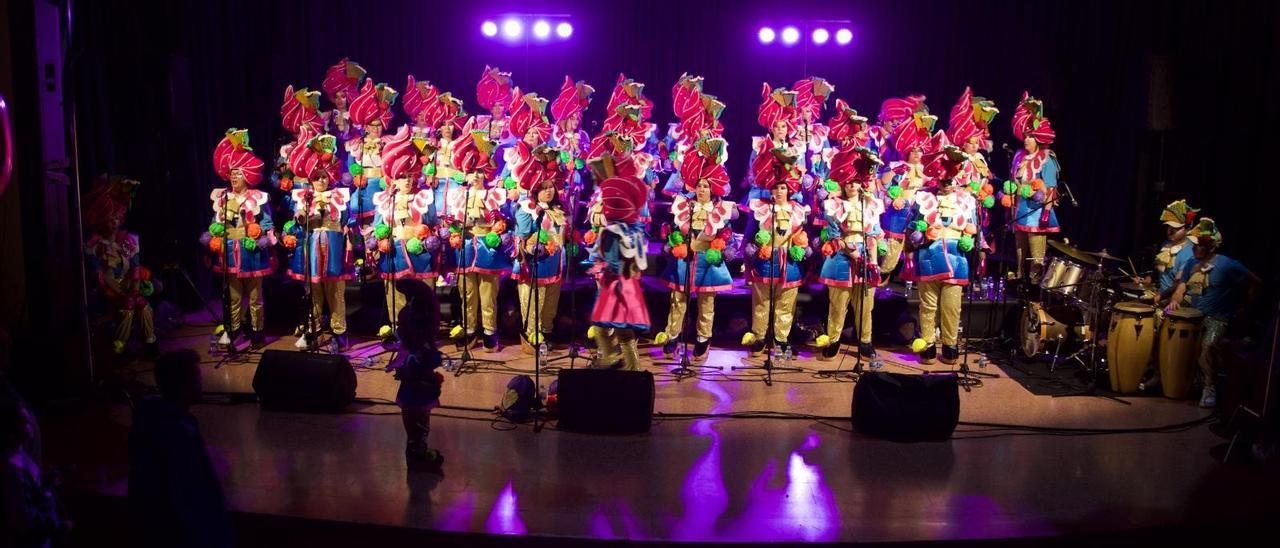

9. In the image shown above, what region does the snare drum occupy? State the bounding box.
[1106,302,1157,394]
[1158,307,1204,399]
[1041,257,1086,296]
[1021,301,1091,358]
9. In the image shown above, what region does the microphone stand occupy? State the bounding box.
[929,184,999,388]
[547,147,589,369]
[731,187,802,385]
[452,180,504,376]
[214,189,239,358]
[820,184,876,380]
[295,187,319,351]
[656,198,719,378]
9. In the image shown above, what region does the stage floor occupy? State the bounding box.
[40,318,1280,545]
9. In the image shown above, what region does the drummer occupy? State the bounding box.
[1165,218,1260,408]
[1148,199,1199,303]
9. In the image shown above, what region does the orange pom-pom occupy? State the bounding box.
[981,183,994,195]
[821,241,836,257]
[671,244,689,259]
[1000,195,1015,208]
[583,230,598,245]
[209,237,224,254]
[492,219,507,234]
[893,197,906,210]
[415,225,430,239]
[282,234,298,249]
[247,223,262,239]
[377,239,392,254]
[964,224,978,235]
[1031,179,1045,191]
[758,244,773,260]
[709,238,726,250]
[791,232,809,248]
[353,175,366,189]
[926,227,941,241]
[449,233,464,249]
[545,240,560,255]
[279,177,293,191]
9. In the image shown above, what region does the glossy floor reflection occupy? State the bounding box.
[42,321,1280,544]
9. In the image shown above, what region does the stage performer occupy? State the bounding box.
[654,137,738,361]
[745,83,804,201]
[1007,92,1061,280]
[550,75,594,197]
[370,126,441,343]
[387,278,446,470]
[741,138,812,357]
[446,124,511,352]
[83,175,158,356]
[815,147,886,361]
[662,73,725,199]
[794,77,836,213]
[1166,219,1261,408]
[284,132,354,351]
[906,146,977,365]
[321,57,364,141]
[878,102,937,279]
[1152,199,1199,301]
[870,94,928,167]
[586,161,651,371]
[947,87,1000,276]
[346,79,399,234]
[202,129,274,349]
[592,74,659,226]
[276,85,324,216]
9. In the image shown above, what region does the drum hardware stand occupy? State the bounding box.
[1052,264,1130,405]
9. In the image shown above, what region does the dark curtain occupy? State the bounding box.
[69,0,1280,302]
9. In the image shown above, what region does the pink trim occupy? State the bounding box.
[747,277,804,290]
[380,271,439,280]
[884,231,906,239]
[659,280,733,293]
[914,272,970,285]
[289,272,354,283]
[457,266,509,277]
[513,273,563,286]
[1014,225,1061,233]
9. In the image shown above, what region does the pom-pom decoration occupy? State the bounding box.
[279,177,294,192]
[709,238,726,250]
[415,225,430,239]
[374,223,392,240]
[242,237,257,252]
[754,230,770,246]
[406,237,424,254]
[957,234,975,252]
[484,232,501,248]
[887,185,903,200]
[209,222,226,237]
[982,195,996,209]
[910,338,929,353]
[704,248,723,265]
[877,240,889,256]
[139,280,155,297]
[537,229,550,244]
[668,231,685,246]
[282,235,299,249]
[821,241,836,257]
[893,197,906,210]
[503,176,518,190]
[791,232,809,248]
[448,233,463,249]
[671,244,689,259]
[1003,180,1017,194]
[788,245,805,262]
[1000,194,1015,208]
[246,223,262,239]
[758,244,773,260]
[377,239,392,254]
[582,230,598,245]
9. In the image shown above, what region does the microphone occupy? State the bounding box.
[1060,179,1079,207]
[1001,143,1013,153]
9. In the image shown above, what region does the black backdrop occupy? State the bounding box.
[70,0,1280,297]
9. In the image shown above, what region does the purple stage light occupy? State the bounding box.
[781,26,799,45]
[812,28,829,45]
[533,20,551,39]
[835,28,853,45]
[556,21,573,38]
[502,18,523,39]
[758,27,776,44]
[481,20,498,37]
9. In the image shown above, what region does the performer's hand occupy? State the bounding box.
[1164,302,1181,314]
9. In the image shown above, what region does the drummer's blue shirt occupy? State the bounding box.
[1179,254,1251,319]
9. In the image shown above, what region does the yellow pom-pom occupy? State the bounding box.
[654,331,668,345]
[741,332,757,346]
[112,340,126,355]
[213,324,225,335]
[815,334,831,348]
[586,325,598,339]
[449,325,464,339]
[910,338,929,353]
[378,325,393,338]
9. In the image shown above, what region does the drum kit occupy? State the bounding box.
[1017,240,1205,399]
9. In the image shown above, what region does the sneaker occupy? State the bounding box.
[818,343,839,362]
[406,447,445,471]
[249,330,267,350]
[483,332,501,353]
[919,344,938,365]
[1199,386,1217,409]
[1138,372,1162,393]
[941,345,959,365]
[858,342,876,359]
[748,339,765,357]
[662,339,677,358]
[693,339,710,361]
[333,334,350,352]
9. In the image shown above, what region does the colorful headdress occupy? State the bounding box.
[672,74,725,147]
[793,77,835,122]
[893,109,940,157]
[678,137,729,197]
[878,94,928,126]
[281,85,322,136]
[757,83,800,134]
[349,79,398,129]
[322,58,365,106]
[451,119,499,180]
[1188,218,1222,245]
[829,146,883,186]
[751,141,801,193]
[212,128,264,186]
[605,74,654,123]
[380,125,433,181]
[476,65,515,111]
[508,93,552,143]
[513,144,566,193]
[923,144,967,184]
[550,75,594,128]
[827,99,869,147]
[1011,91,1055,145]
[288,132,341,182]
[599,173,648,224]
[946,86,999,151]
[83,174,138,232]
[402,75,439,125]
[1160,199,1199,228]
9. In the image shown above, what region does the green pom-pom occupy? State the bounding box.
[242,237,257,252]
[968,180,982,193]
[788,245,805,262]
[537,229,550,244]
[575,159,584,170]
[209,222,226,237]
[754,230,770,246]
[819,227,831,241]
[139,280,155,298]
[450,171,465,183]
[887,185,903,200]
[425,163,437,177]
[705,248,723,265]
[668,231,685,246]
[448,224,462,234]
[407,237,424,254]
[349,163,363,177]
[503,176,517,190]
[824,179,839,193]
[982,195,996,209]
[374,223,391,240]
[668,150,678,162]
[559,151,571,164]
[484,232,501,249]
[958,235,975,253]
[378,179,388,190]
[877,240,889,256]
[913,220,928,232]
[1003,180,1017,194]
[1019,184,1033,199]
[282,220,297,234]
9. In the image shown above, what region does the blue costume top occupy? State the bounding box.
[818,193,886,287]
[208,188,275,277]
[1010,149,1061,233]
[659,195,737,293]
[1179,254,1252,319]
[371,187,443,279]
[445,185,513,276]
[512,200,568,285]
[906,189,979,285]
[743,198,811,288]
[286,187,354,282]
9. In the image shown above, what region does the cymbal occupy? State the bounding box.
[1048,240,1099,265]
[1086,249,1126,262]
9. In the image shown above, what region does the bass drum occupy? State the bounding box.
[1021,301,1091,358]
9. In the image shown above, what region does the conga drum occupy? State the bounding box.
[1158,308,1204,399]
[1020,301,1088,358]
[1106,302,1157,394]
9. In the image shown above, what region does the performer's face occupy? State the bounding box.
[695,179,712,202]
[312,174,329,192]
[771,184,789,203]
[367,121,384,138]
[1023,136,1038,153]
[103,213,122,235]
[491,104,505,118]
[843,180,861,198]
[468,173,485,187]
[771,121,789,141]
[230,169,247,191]
[536,181,556,204]
[964,138,979,154]
[908,149,923,164]
[395,178,413,194]
[1193,240,1216,260]
[565,115,579,131]
[415,111,428,127]
[1167,225,1187,242]
[523,128,541,147]
[334,91,348,110]
[440,124,454,140]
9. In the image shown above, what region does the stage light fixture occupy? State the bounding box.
[556,21,573,38]
[836,28,853,45]
[533,20,551,39]
[502,18,523,39]
[482,21,498,37]
[812,28,829,45]
[781,26,800,45]
[758,27,776,44]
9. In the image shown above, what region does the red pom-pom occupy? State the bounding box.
[671,244,689,259]
[279,177,294,191]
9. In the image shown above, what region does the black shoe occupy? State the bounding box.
[748,340,765,356]
[919,344,937,365]
[144,341,161,359]
[819,343,839,362]
[941,345,959,365]
[693,339,710,361]
[382,333,400,350]
[249,330,267,350]
[333,334,350,352]
[483,332,500,352]
[858,342,876,359]
[662,339,677,358]
[406,447,445,470]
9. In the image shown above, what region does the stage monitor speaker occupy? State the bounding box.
[253,350,356,412]
[852,372,959,441]
[556,369,654,434]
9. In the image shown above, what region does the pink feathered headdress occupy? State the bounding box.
[322,57,365,106]
[947,86,1000,151]
[212,129,264,186]
[476,65,515,111]
[679,137,729,197]
[508,93,552,143]
[1011,91,1055,145]
[793,77,835,122]
[288,133,341,182]
[349,79,398,129]
[878,94,927,126]
[757,83,800,135]
[281,85,322,136]
[380,125,426,181]
[550,75,593,128]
